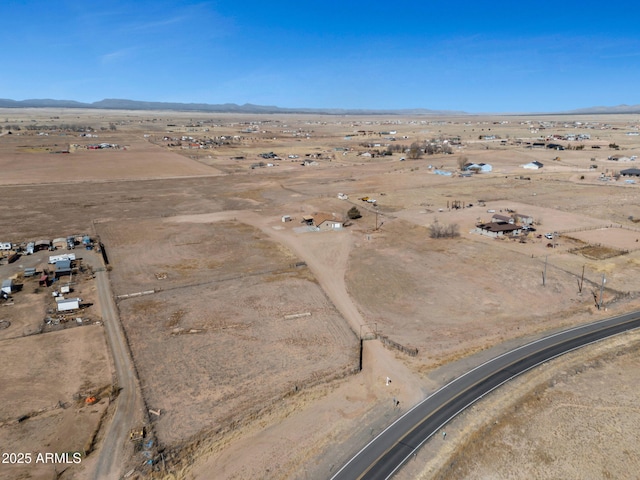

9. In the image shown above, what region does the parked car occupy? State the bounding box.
[545,233,554,239]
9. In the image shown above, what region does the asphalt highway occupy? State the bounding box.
[332,311,640,480]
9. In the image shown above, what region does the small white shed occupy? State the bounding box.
[522,161,544,170]
[57,298,81,312]
[1,279,13,295]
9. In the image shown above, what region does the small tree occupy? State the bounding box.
[347,206,362,219]
[457,156,468,170]
[408,142,423,159]
[429,219,460,238]
[445,223,460,237]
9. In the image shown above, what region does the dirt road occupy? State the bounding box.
[87,255,143,480]
[171,211,368,334]
[172,211,427,479]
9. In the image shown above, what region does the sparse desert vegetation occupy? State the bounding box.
[2,109,640,479]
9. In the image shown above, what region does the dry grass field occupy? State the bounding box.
[451,339,640,480]
[1,108,640,479]
[0,326,111,480]
[97,217,357,447]
[395,329,640,480]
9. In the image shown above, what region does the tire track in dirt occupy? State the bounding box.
[170,211,366,335]
[166,211,427,479]
[83,238,147,480]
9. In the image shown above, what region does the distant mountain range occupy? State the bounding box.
[0,98,465,115]
[563,104,640,114]
[0,98,639,115]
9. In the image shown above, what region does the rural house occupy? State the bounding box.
[473,222,522,238]
[54,259,72,277]
[463,162,493,173]
[491,214,514,224]
[514,213,534,225]
[313,213,343,231]
[522,161,544,169]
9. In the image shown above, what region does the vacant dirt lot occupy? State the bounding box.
[346,220,593,368]
[2,109,640,479]
[0,325,111,480]
[97,217,358,448]
[0,124,220,185]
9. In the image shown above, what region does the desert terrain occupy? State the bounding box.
[1,108,640,479]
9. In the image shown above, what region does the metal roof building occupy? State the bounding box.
[57,298,81,312]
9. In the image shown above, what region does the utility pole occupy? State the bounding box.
[542,255,548,286]
[599,274,606,309]
[374,209,383,231]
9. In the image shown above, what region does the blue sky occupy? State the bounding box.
[2,0,639,113]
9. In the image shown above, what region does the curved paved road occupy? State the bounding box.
[331,311,640,480]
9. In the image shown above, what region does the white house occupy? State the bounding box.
[522,161,544,169]
[514,213,534,225]
[463,162,493,173]
[473,222,522,238]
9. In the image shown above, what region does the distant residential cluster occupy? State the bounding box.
[71,142,121,151]
[0,234,99,317]
[2,107,640,480]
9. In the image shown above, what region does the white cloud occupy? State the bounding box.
[100,47,136,64]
